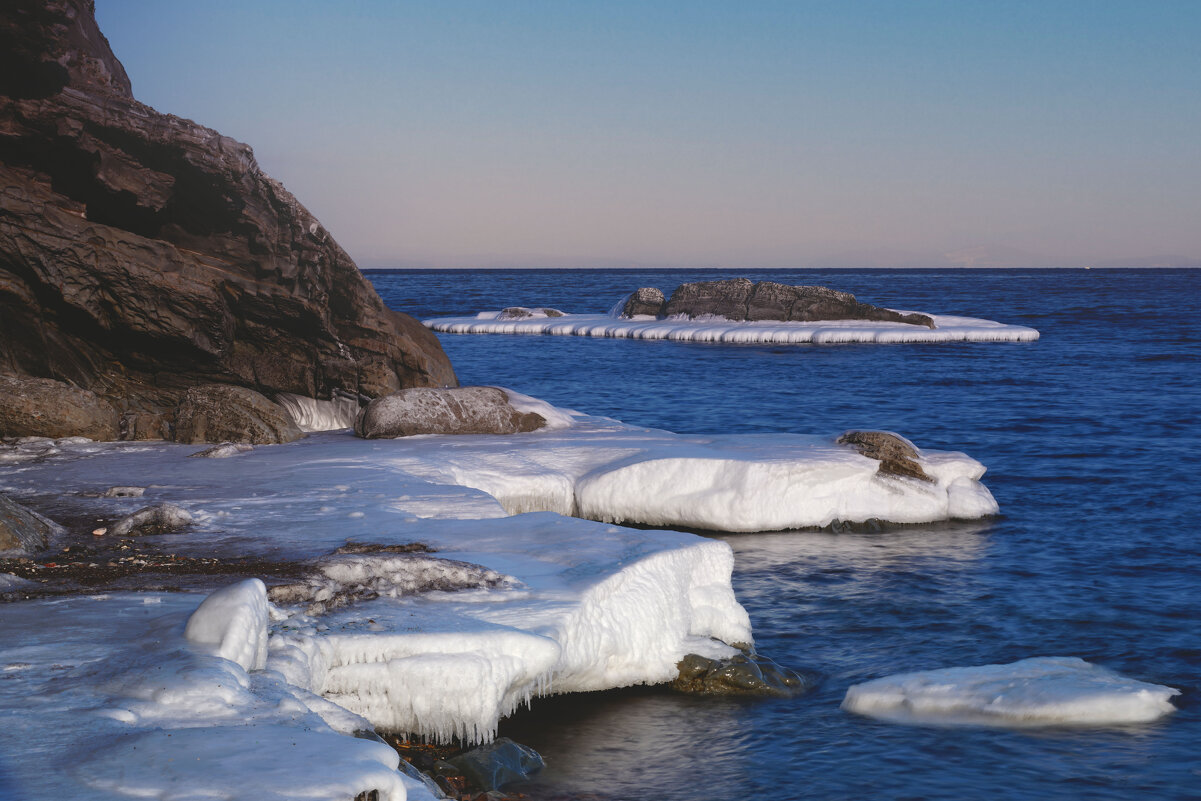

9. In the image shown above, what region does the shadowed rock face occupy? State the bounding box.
[0,0,456,440]
[628,278,936,328]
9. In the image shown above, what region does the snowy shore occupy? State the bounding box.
[0,404,1000,799]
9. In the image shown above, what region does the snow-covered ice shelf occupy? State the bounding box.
[842,657,1180,727]
[424,311,1040,344]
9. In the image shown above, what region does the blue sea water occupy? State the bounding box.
[369,268,1201,801]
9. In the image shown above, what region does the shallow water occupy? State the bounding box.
[369,268,1201,800]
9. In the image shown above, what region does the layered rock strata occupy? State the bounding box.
[0,0,456,442]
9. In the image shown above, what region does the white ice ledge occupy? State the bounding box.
[842,657,1180,727]
[424,311,1040,344]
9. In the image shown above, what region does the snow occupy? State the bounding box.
[275,392,361,432]
[426,310,1040,343]
[842,657,1180,727]
[185,578,270,671]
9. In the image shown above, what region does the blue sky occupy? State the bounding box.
[95,1,1201,268]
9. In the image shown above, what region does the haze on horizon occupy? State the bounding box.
[96,1,1201,270]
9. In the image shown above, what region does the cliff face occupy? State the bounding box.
[0,0,456,436]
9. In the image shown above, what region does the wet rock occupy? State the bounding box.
[671,652,810,697]
[0,494,61,553]
[0,373,119,441]
[103,486,145,498]
[620,287,667,318]
[355,387,546,439]
[496,307,565,320]
[110,504,193,537]
[447,738,544,792]
[174,385,303,445]
[0,0,456,440]
[189,442,254,459]
[837,430,932,482]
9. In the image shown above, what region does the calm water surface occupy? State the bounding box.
[370,268,1201,800]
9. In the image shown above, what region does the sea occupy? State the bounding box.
[369,268,1201,801]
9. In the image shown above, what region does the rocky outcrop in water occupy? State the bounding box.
[0,0,456,442]
[355,386,546,438]
[672,652,810,696]
[620,278,936,328]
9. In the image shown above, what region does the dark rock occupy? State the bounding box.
[838,430,932,482]
[447,737,543,792]
[0,0,457,441]
[355,386,546,439]
[0,373,119,440]
[672,652,810,697]
[174,384,303,444]
[496,307,565,320]
[655,278,937,328]
[620,287,666,318]
[0,493,60,552]
[664,277,754,320]
[109,503,192,537]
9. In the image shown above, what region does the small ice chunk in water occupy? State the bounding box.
[842,656,1180,727]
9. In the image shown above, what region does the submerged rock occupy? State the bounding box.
[189,442,254,459]
[174,385,303,445]
[0,494,61,553]
[620,287,667,317]
[620,278,936,328]
[0,374,119,441]
[110,504,193,537]
[671,652,810,697]
[446,738,544,792]
[837,430,932,482]
[355,386,546,438]
[0,0,456,441]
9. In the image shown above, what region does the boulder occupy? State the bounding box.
[174,385,303,445]
[446,738,543,792]
[664,277,754,319]
[0,373,119,441]
[189,442,254,459]
[0,493,60,552]
[671,652,810,697]
[110,503,192,537]
[837,430,932,482]
[647,278,936,328]
[620,287,666,317]
[355,387,546,439]
[0,0,457,441]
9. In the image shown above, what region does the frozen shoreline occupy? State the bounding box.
[0,407,999,800]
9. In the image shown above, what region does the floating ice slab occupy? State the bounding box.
[842,657,1180,727]
[425,310,1040,344]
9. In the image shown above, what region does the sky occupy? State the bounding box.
[94,1,1201,269]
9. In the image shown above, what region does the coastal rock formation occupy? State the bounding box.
[0,0,456,442]
[620,287,667,317]
[621,278,936,328]
[0,493,60,552]
[355,386,547,438]
[671,652,810,697]
[174,385,303,445]
[0,372,119,440]
[837,430,932,482]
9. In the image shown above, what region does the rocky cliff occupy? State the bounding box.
[0,0,456,440]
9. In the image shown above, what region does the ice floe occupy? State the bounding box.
[425,310,1040,344]
[842,657,1181,727]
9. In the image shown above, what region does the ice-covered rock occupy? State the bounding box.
[190,441,255,458]
[103,485,146,498]
[110,503,193,537]
[275,391,363,432]
[355,386,547,438]
[185,579,269,671]
[0,494,60,553]
[447,737,544,791]
[175,384,305,445]
[496,306,565,320]
[842,657,1181,727]
[426,310,1040,344]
